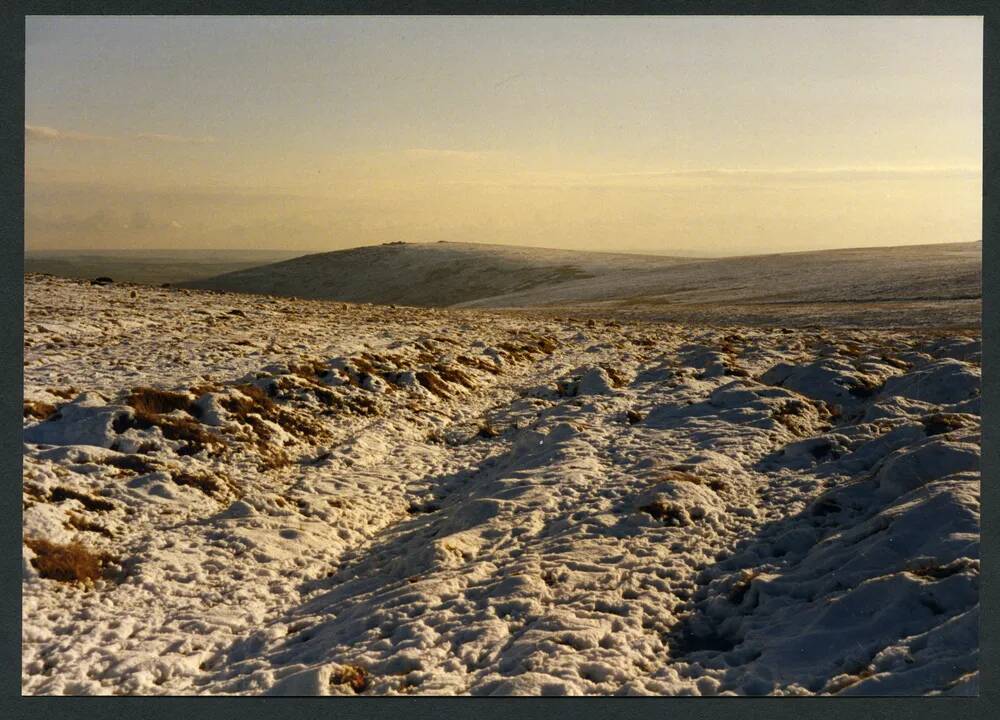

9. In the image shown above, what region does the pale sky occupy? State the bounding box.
[25,15,982,256]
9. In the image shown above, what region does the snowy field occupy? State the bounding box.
[23,273,980,695]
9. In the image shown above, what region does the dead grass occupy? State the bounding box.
[664,470,705,485]
[726,569,761,605]
[102,454,161,474]
[638,500,687,526]
[434,364,476,389]
[415,371,453,398]
[49,487,115,512]
[128,412,219,457]
[171,471,226,496]
[24,537,113,584]
[122,387,220,456]
[847,376,883,399]
[223,384,275,416]
[477,423,500,439]
[66,514,113,538]
[126,387,202,419]
[46,386,78,399]
[455,355,501,375]
[599,364,628,388]
[772,399,828,436]
[24,400,58,420]
[330,665,369,693]
[921,413,974,437]
[289,359,329,379]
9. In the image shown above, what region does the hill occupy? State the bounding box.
[180,240,981,327]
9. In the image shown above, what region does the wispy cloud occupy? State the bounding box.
[26,125,217,145]
[135,132,216,144]
[25,125,113,143]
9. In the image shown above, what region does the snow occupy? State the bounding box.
[22,273,979,695]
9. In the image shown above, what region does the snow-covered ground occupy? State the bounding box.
[23,274,980,695]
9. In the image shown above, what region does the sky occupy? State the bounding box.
[25,15,982,256]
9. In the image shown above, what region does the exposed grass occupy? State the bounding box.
[24,400,58,420]
[455,355,501,375]
[171,471,225,496]
[46,386,78,399]
[330,665,369,694]
[103,454,161,474]
[289,359,329,379]
[921,413,974,437]
[24,537,113,584]
[49,487,115,512]
[66,514,113,538]
[726,569,761,605]
[223,384,275,416]
[638,500,687,526]
[477,423,500,439]
[122,387,219,456]
[415,371,453,398]
[434,364,476,389]
[664,470,706,485]
[599,364,628,388]
[126,387,202,419]
[772,398,828,436]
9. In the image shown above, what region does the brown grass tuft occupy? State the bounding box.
[50,487,115,512]
[921,413,973,437]
[24,537,112,584]
[600,364,628,388]
[664,470,705,485]
[46,386,78,399]
[415,371,452,398]
[172,471,226,496]
[330,665,369,693]
[456,355,501,375]
[103,454,161,474]
[638,500,687,526]
[434,364,476,389]
[24,400,58,420]
[126,387,202,419]
[66,514,113,538]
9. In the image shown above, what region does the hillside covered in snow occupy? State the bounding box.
[180,241,981,328]
[22,274,979,695]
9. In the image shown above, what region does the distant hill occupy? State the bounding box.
[26,249,304,286]
[179,242,697,306]
[179,241,981,318]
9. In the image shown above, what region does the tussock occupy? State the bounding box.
[126,387,202,419]
[49,487,115,512]
[25,537,112,584]
[172,471,226,496]
[415,371,452,398]
[24,400,58,420]
[330,665,369,693]
[66,514,113,538]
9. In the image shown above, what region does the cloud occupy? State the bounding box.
[25,125,113,143]
[25,125,217,145]
[135,132,216,144]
